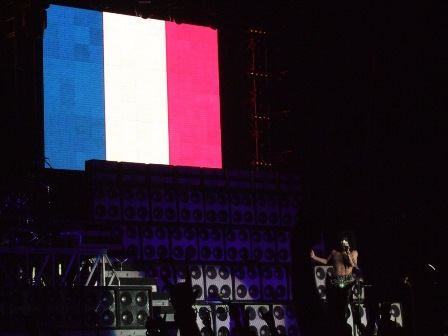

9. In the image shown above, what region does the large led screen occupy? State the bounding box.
[43,5,221,171]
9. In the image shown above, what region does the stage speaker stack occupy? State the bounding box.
[204,190,230,225]
[251,228,276,262]
[255,192,280,226]
[198,227,225,262]
[178,190,204,224]
[260,265,289,301]
[194,304,215,336]
[170,226,198,261]
[390,302,404,327]
[145,264,175,293]
[214,304,232,336]
[204,264,233,301]
[229,191,255,225]
[244,304,270,336]
[314,265,333,301]
[87,160,120,222]
[279,193,299,227]
[121,186,149,222]
[224,227,250,262]
[150,188,177,223]
[233,265,261,301]
[92,184,121,221]
[83,161,302,335]
[174,264,205,301]
[120,223,141,261]
[275,229,292,263]
[142,225,170,261]
[272,304,300,336]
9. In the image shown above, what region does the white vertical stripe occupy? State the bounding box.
[103,13,169,164]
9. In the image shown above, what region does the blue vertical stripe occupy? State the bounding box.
[44,5,105,170]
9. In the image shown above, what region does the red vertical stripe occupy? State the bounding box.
[165,22,222,168]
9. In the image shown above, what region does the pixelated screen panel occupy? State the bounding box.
[43,5,221,170]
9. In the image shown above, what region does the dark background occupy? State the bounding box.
[221,2,447,318]
[1,1,447,334]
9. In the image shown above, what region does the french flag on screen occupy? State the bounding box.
[44,5,221,170]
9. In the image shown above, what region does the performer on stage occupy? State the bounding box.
[311,235,360,335]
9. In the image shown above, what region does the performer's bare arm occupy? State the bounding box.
[310,249,333,265]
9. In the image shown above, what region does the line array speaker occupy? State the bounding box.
[174,264,206,301]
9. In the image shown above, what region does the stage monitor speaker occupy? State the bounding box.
[116,288,151,328]
[83,288,116,328]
